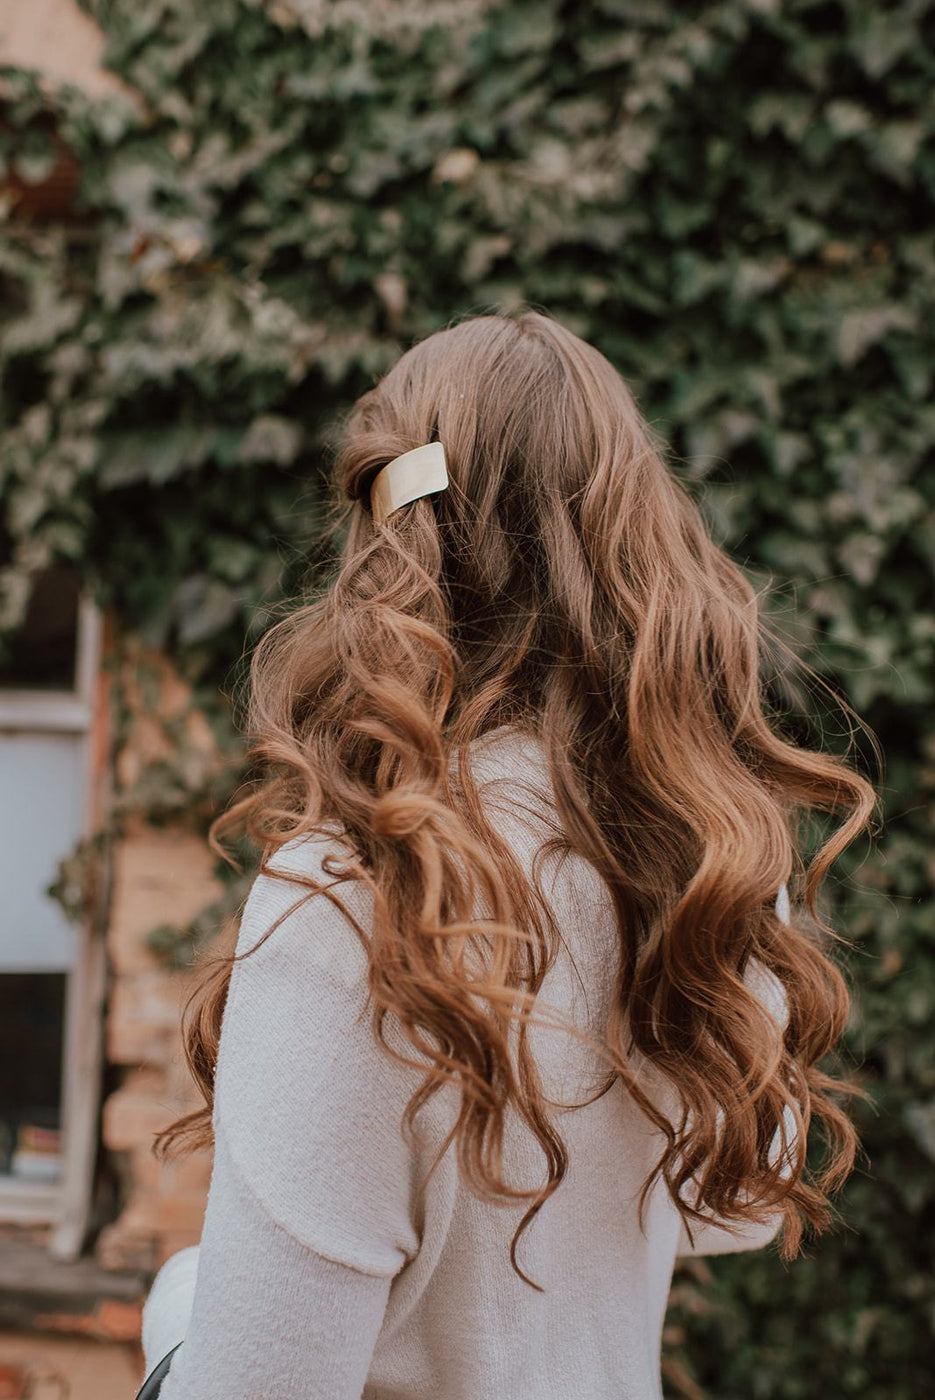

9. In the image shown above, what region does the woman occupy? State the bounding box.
[141,308,874,1399]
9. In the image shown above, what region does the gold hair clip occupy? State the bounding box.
[370,441,449,525]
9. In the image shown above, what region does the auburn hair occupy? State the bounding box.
[154,307,876,1290]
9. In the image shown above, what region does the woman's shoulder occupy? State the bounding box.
[235,826,375,992]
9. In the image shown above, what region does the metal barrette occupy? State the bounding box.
[369,441,449,524]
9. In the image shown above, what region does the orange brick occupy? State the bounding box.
[118,1190,208,1237]
[0,1364,26,1400]
[129,1144,213,1195]
[96,1300,144,1342]
[125,1150,163,1194]
[101,1069,172,1151]
[95,1221,157,1274]
[157,1230,204,1267]
[164,1151,213,1193]
[164,1052,210,1106]
[107,970,192,1065]
[108,821,222,976]
[30,1299,143,1342]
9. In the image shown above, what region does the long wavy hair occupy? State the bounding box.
[154,307,877,1290]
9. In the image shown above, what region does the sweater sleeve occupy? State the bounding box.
[675,883,798,1259]
[208,834,441,1275]
[155,1122,393,1400]
[152,834,448,1398]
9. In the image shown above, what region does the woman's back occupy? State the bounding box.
[154,723,786,1400]
[362,725,787,1399]
[362,723,679,1398]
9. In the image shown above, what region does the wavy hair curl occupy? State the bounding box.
[155,308,876,1290]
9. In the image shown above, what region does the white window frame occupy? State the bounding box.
[0,594,107,1261]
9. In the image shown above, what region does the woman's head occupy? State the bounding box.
[157,307,876,1289]
[334,309,706,748]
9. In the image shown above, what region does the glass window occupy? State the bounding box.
[0,565,81,692]
[0,972,66,1182]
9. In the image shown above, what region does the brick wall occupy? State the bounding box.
[96,645,231,1273]
[96,822,219,1271]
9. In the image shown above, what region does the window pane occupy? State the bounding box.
[0,973,65,1181]
[0,731,83,972]
[0,565,80,691]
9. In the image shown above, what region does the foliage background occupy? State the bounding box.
[1,1,933,1395]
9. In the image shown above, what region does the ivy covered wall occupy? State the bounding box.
[1,2,933,1396]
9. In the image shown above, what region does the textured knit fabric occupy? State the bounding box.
[151,725,795,1400]
[141,1243,199,1368]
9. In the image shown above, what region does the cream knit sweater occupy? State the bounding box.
[148,725,794,1400]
